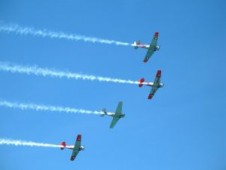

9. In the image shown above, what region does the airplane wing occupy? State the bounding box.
[150,32,159,47]
[143,48,155,63]
[110,102,123,128]
[143,32,159,63]
[153,70,161,85]
[110,117,120,128]
[70,135,81,161]
[148,86,158,99]
[115,101,123,114]
[148,70,161,99]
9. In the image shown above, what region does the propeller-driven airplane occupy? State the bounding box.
[138,70,164,99]
[60,134,85,161]
[101,101,125,128]
[132,32,160,63]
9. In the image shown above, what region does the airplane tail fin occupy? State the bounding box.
[138,78,145,87]
[133,41,141,49]
[101,108,107,116]
[60,141,66,150]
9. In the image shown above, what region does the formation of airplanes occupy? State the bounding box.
[59,32,163,161]
[133,32,163,99]
[59,102,125,161]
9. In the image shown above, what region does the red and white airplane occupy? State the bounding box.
[132,32,160,63]
[60,134,85,161]
[138,70,164,99]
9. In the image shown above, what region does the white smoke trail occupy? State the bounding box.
[0,62,149,85]
[0,23,131,46]
[0,100,105,115]
[0,138,60,148]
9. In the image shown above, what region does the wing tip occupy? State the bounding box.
[148,94,153,99]
[143,59,148,63]
[110,122,115,128]
[154,32,159,37]
[156,70,161,77]
[76,134,81,141]
[70,156,76,161]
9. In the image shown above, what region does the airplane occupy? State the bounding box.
[101,101,125,128]
[132,32,160,63]
[60,134,85,161]
[138,70,164,99]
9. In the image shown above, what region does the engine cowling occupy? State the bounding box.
[156,45,160,51]
[79,146,85,151]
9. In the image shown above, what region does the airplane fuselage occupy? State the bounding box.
[102,111,125,118]
[111,114,125,119]
[137,44,150,49]
[132,44,160,51]
[146,82,164,88]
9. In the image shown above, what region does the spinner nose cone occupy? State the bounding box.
[156,45,160,51]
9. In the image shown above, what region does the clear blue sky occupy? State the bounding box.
[0,0,225,170]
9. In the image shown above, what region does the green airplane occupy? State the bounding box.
[138,70,164,99]
[60,134,85,161]
[132,32,160,63]
[101,101,125,128]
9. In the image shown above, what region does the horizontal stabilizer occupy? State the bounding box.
[135,40,141,45]
[138,78,145,87]
[101,108,107,116]
[133,40,141,49]
[60,141,66,150]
